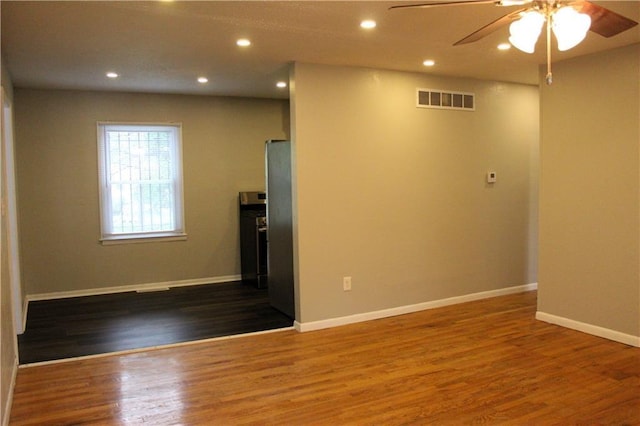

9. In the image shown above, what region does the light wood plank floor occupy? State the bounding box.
[10,291,640,425]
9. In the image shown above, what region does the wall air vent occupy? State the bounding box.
[417,88,475,111]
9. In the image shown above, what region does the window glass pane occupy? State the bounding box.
[99,124,183,239]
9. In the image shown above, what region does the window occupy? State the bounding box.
[97,123,185,243]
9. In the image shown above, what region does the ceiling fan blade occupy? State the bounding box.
[576,1,638,38]
[453,7,526,45]
[389,0,498,11]
[389,0,533,10]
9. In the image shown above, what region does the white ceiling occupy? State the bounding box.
[2,1,639,99]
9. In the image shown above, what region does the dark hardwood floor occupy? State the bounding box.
[17,281,293,365]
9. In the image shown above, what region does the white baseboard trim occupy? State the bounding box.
[2,356,18,426]
[536,311,640,348]
[26,275,242,302]
[294,282,538,333]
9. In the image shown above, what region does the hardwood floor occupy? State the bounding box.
[10,291,640,425]
[17,281,293,364]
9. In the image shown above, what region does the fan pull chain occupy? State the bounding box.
[546,14,553,85]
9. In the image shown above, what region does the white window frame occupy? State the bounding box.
[97,122,186,244]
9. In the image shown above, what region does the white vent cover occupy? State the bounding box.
[417,88,475,111]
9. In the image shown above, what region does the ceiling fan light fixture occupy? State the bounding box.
[508,11,545,54]
[360,20,377,29]
[552,7,591,51]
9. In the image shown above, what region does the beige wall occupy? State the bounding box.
[538,43,640,337]
[291,63,539,323]
[14,89,288,295]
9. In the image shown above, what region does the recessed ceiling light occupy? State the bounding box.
[236,38,251,47]
[276,81,287,88]
[497,43,511,51]
[197,77,209,84]
[360,20,377,29]
[106,72,119,79]
[423,59,436,67]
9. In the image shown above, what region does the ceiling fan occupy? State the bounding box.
[390,0,638,84]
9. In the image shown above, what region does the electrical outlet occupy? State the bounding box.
[343,276,352,291]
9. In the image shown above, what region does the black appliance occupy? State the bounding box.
[239,191,268,288]
[265,140,295,318]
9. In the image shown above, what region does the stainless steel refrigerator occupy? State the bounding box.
[265,140,295,319]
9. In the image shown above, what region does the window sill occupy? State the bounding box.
[100,233,188,246]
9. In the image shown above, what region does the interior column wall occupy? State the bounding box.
[538,43,640,341]
[290,62,539,324]
[0,54,18,426]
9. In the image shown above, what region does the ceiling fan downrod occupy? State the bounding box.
[546,12,553,85]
